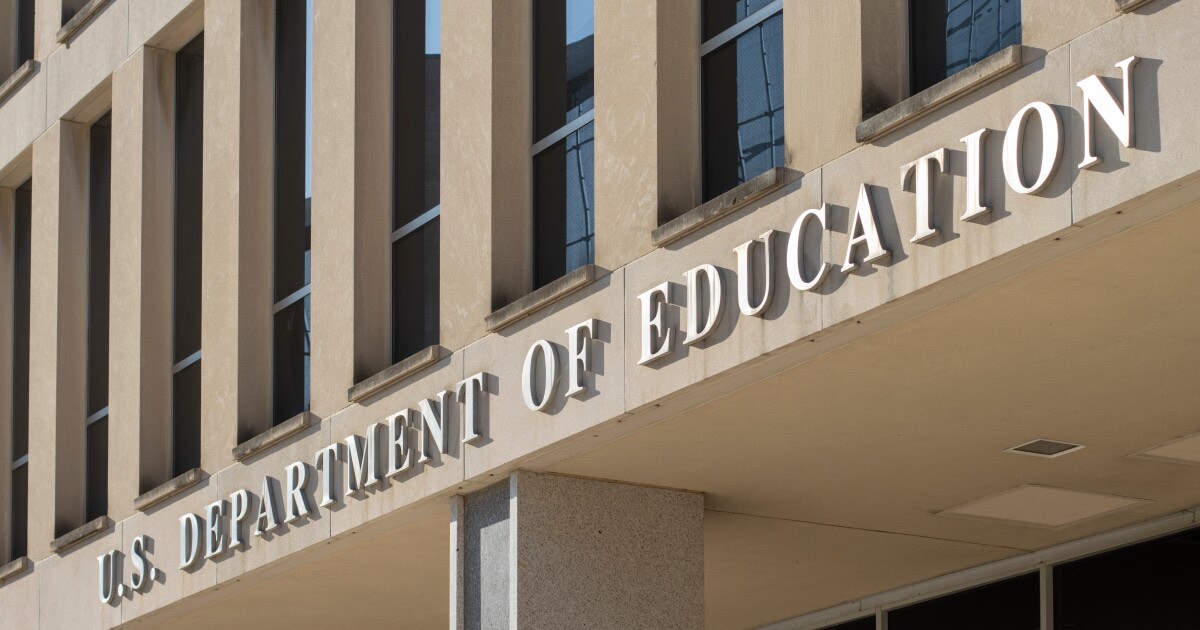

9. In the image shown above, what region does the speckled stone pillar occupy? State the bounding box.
[451,471,704,629]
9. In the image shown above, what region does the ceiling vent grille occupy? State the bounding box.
[1007,439,1086,458]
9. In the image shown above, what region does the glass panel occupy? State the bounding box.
[17,0,34,67]
[392,218,440,361]
[533,121,593,289]
[172,361,201,475]
[272,294,310,425]
[174,34,204,362]
[1054,527,1200,629]
[10,463,27,559]
[274,0,312,302]
[85,416,108,521]
[701,10,784,201]
[910,0,1021,94]
[702,0,777,41]
[87,113,112,418]
[888,573,1039,630]
[61,0,87,24]
[533,0,594,142]
[12,180,30,460]
[394,0,441,228]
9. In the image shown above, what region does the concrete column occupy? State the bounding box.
[108,46,175,517]
[33,0,59,62]
[0,0,16,75]
[440,0,532,350]
[27,121,89,555]
[202,0,274,464]
[310,0,392,415]
[787,0,870,173]
[594,0,699,266]
[0,186,13,562]
[451,471,704,629]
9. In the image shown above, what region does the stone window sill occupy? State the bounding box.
[133,467,206,512]
[652,168,793,248]
[856,44,1024,144]
[1116,0,1154,12]
[349,345,446,404]
[57,0,115,44]
[232,411,318,462]
[50,515,113,554]
[0,60,36,105]
[0,556,29,583]
[485,264,597,333]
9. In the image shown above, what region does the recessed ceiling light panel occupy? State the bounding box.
[940,485,1144,528]
[1006,439,1086,458]
[1132,432,1200,466]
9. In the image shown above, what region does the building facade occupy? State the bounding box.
[0,0,1198,627]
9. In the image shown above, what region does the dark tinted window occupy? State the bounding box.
[392,0,441,361]
[173,34,203,474]
[910,0,1021,94]
[10,462,27,558]
[702,0,778,40]
[533,123,593,288]
[12,180,30,461]
[1054,527,1200,629]
[9,178,31,560]
[272,0,311,424]
[61,0,87,24]
[888,573,1039,630]
[85,113,112,521]
[16,0,34,70]
[86,113,111,420]
[532,0,594,289]
[533,0,594,142]
[701,3,784,201]
[85,416,108,521]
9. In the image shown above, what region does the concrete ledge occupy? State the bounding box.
[0,59,36,105]
[856,45,1024,143]
[1116,0,1155,11]
[485,264,597,332]
[134,467,206,512]
[0,557,29,582]
[50,516,113,554]
[349,345,446,403]
[652,168,792,248]
[232,411,318,462]
[57,0,115,43]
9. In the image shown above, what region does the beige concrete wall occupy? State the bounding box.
[310,0,392,416]
[108,46,174,515]
[27,120,89,553]
[201,0,274,461]
[439,0,532,350]
[594,0,700,269]
[3,0,1200,626]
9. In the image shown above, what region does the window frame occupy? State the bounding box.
[698,0,785,202]
[530,0,596,289]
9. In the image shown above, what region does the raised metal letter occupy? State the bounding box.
[900,148,948,242]
[682,264,724,346]
[842,184,890,272]
[960,129,991,221]
[1002,101,1062,195]
[1078,56,1138,169]
[787,205,831,291]
[734,231,776,316]
[522,340,560,411]
[637,282,673,365]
